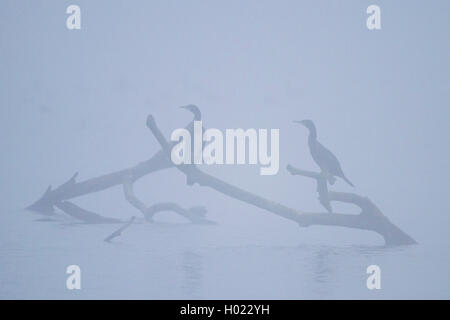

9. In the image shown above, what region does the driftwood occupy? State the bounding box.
[122,174,214,224]
[45,178,213,225]
[25,118,213,225]
[26,112,417,246]
[146,115,417,246]
[26,152,172,215]
[26,151,212,225]
[55,201,122,224]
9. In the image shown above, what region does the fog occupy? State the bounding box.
[1,0,449,299]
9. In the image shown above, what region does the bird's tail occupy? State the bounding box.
[341,175,354,187]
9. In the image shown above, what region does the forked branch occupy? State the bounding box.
[146,115,417,245]
[122,174,214,224]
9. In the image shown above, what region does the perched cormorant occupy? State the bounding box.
[179,104,205,173]
[294,120,354,187]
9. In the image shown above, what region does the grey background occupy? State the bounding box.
[0,0,449,299]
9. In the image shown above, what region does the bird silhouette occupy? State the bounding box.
[179,104,206,161]
[178,104,205,185]
[294,120,354,187]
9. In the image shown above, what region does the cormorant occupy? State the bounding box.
[179,104,205,172]
[294,120,354,187]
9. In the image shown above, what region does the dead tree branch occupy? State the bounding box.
[27,113,417,246]
[146,114,417,246]
[26,153,172,215]
[104,217,136,242]
[286,165,333,213]
[122,174,214,224]
[55,201,122,224]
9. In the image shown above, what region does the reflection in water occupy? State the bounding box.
[1,210,444,299]
[305,244,411,298]
[181,251,203,299]
[311,246,335,297]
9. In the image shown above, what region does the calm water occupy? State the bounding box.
[0,209,449,299]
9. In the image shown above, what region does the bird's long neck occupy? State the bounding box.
[307,126,317,142]
[192,110,201,121]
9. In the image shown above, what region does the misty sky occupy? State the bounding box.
[1,0,449,246]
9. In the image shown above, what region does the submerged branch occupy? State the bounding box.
[104,217,136,242]
[122,174,213,224]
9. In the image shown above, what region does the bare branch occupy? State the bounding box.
[122,173,213,224]
[145,203,214,224]
[55,201,122,224]
[286,164,383,214]
[27,145,173,216]
[122,175,148,215]
[104,217,136,242]
[146,114,417,245]
[26,118,202,214]
[286,164,332,213]
[286,165,322,180]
